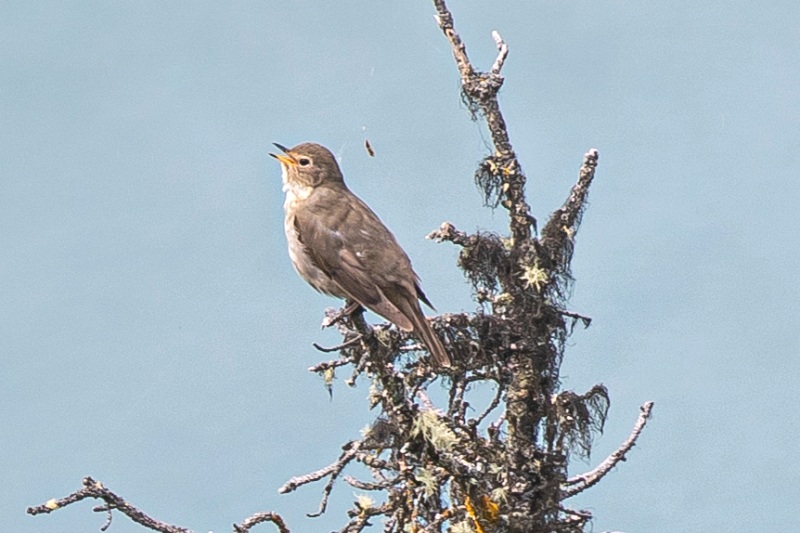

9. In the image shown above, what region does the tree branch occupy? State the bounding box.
[541,148,599,271]
[28,477,292,533]
[562,401,654,498]
[233,512,290,533]
[426,221,473,248]
[27,477,190,533]
[432,0,533,243]
[490,31,509,74]
[312,334,363,354]
[279,440,362,517]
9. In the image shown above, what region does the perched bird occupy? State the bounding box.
[270,142,451,368]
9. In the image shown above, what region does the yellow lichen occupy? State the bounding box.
[520,263,548,292]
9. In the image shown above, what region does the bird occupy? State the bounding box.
[269,142,451,368]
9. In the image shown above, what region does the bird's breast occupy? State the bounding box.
[283,209,345,299]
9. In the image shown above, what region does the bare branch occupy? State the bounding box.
[562,401,654,498]
[558,506,593,530]
[27,477,190,533]
[432,0,533,243]
[308,357,353,373]
[490,31,509,74]
[337,503,391,533]
[472,382,505,427]
[422,507,461,532]
[488,412,506,441]
[432,1,475,80]
[416,389,436,411]
[343,475,398,491]
[29,478,292,533]
[279,443,360,494]
[426,221,473,247]
[233,512,290,533]
[558,309,593,332]
[94,503,114,531]
[279,440,362,518]
[541,148,600,264]
[312,334,363,354]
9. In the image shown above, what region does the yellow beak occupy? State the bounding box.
[270,143,296,166]
[270,153,296,166]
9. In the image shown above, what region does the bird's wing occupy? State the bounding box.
[293,186,416,330]
[415,282,436,311]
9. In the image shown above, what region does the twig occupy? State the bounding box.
[558,309,592,333]
[27,477,190,533]
[337,503,391,533]
[472,382,505,428]
[426,221,473,247]
[416,389,436,411]
[559,506,593,528]
[308,357,353,373]
[307,472,338,518]
[488,412,506,441]
[431,1,474,79]
[447,372,496,424]
[233,512,290,533]
[447,376,467,422]
[279,441,361,494]
[95,503,114,531]
[422,507,460,532]
[343,475,398,491]
[562,401,654,498]
[279,441,363,518]
[490,31,509,74]
[312,334,363,354]
[29,477,291,533]
[398,342,424,353]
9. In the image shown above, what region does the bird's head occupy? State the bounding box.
[270,142,345,191]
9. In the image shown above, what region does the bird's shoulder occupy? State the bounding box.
[297,185,391,246]
[295,184,415,275]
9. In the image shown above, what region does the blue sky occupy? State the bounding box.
[2,2,798,532]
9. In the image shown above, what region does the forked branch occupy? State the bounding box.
[27,476,291,533]
[433,0,533,243]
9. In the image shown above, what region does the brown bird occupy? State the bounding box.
[270,142,451,368]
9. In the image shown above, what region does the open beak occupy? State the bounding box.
[269,143,296,166]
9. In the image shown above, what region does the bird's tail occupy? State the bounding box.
[408,305,451,368]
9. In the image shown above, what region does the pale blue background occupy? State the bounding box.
[2,2,798,532]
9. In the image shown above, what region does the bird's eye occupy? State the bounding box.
[298,157,311,166]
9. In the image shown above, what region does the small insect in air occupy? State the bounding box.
[364,139,375,157]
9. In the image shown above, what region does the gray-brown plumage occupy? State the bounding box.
[270,142,451,368]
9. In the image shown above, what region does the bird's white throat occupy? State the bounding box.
[281,165,313,206]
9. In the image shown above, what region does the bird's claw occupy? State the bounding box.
[321,301,363,329]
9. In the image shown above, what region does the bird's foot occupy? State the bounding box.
[321,301,364,329]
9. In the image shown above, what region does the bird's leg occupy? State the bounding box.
[321,300,364,329]
[346,307,380,376]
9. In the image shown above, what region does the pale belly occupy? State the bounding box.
[283,204,345,299]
